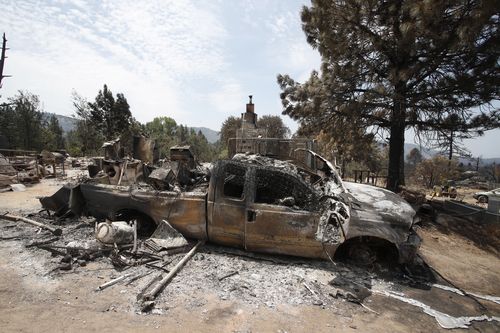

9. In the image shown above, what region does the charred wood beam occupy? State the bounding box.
[142,240,204,301]
[0,213,62,236]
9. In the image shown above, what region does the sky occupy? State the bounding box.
[0,0,498,158]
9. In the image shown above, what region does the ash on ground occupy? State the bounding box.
[0,211,389,314]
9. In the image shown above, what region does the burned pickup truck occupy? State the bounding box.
[42,150,420,264]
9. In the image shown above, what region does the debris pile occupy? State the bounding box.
[0,149,73,192]
[0,152,39,191]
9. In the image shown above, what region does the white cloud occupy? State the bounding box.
[266,11,298,41]
[208,82,246,115]
[286,42,320,82]
[0,0,230,122]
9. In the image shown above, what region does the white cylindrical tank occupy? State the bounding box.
[96,221,134,244]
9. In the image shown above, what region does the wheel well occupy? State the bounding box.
[113,209,157,237]
[334,236,399,263]
[478,195,488,202]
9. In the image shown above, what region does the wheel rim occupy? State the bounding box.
[478,196,488,203]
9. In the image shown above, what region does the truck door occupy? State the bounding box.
[207,161,248,248]
[244,167,325,258]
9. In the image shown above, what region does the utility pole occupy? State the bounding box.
[0,33,11,89]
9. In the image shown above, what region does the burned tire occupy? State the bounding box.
[347,243,377,266]
[335,237,399,266]
[477,195,488,203]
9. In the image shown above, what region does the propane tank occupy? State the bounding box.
[96,221,134,244]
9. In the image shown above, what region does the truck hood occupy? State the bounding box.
[343,182,416,230]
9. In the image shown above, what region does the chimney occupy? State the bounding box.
[241,95,257,130]
[246,95,254,113]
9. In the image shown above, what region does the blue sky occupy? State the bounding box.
[1,0,498,157]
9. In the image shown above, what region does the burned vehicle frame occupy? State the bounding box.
[43,151,420,264]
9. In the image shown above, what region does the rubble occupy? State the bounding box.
[0,149,69,189]
[0,174,16,191]
[2,128,498,331]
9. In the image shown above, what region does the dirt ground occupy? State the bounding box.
[0,175,499,332]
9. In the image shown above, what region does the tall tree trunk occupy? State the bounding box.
[448,130,453,161]
[387,99,406,192]
[447,130,453,171]
[341,158,346,179]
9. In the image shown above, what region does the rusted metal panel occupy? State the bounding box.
[209,199,246,247]
[244,204,328,258]
[207,161,246,247]
[79,184,207,240]
[166,193,207,240]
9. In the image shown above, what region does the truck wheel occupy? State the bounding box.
[478,195,488,203]
[347,243,377,266]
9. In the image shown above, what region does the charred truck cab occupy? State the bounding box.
[207,159,348,259]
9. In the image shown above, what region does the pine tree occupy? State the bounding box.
[112,93,132,138]
[219,116,241,149]
[44,115,65,150]
[278,0,500,192]
[144,116,178,157]
[0,102,17,148]
[72,91,104,155]
[407,148,423,169]
[426,114,475,160]
[9,91,44,150]
[256,115,291,138]
[89,85,133,140]
[89,84,114,137]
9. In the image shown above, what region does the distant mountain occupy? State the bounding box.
[191,127,219,143]
[40,113,222,144]
[459,156,500,166]
[481,157,500,165]
[42,113,77,133]
[403,143,436,159]
[403,142,499,166]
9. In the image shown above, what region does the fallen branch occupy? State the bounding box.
[142,240,204,301]
[219,271,238,281]
[137,273,163,301]
[0,213,62,236]
[26,237,59,248]
[303,282,316,296]
[38,245,66,256]
[97,273,133,291]
[125,271,153,286]
[0,235,22,240]
[38,244,108,253]
[360,301,379,314]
